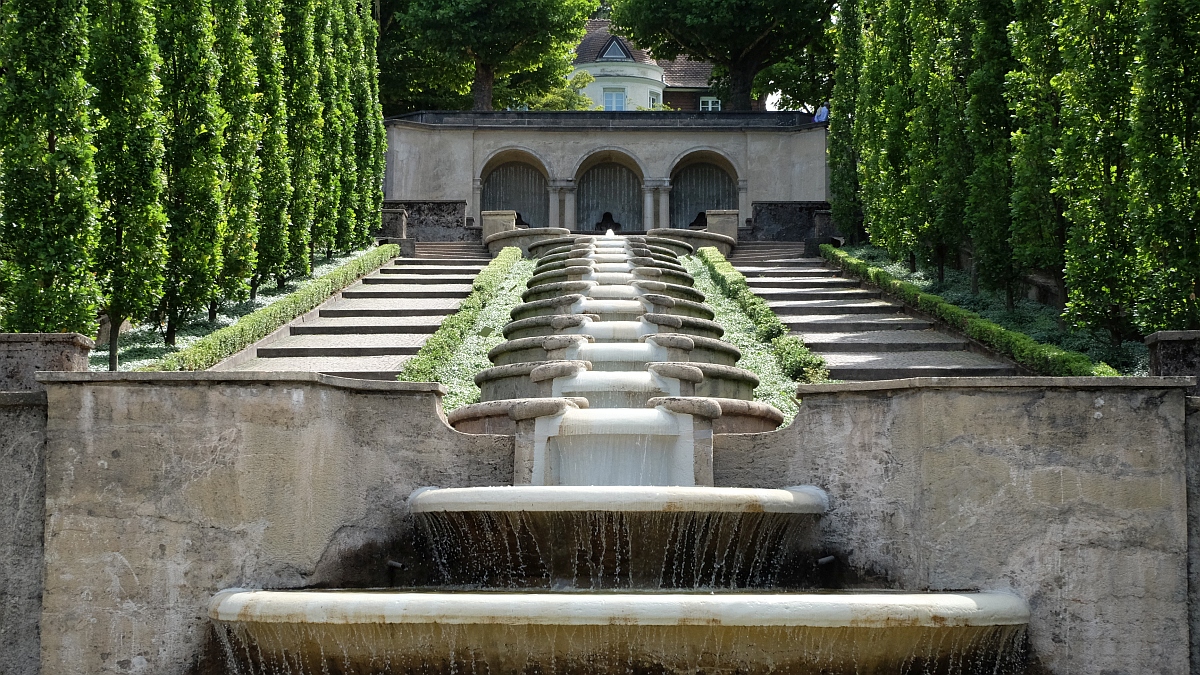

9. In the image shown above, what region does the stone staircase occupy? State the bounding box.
[221,242,491,379]
[727,242,1017,380]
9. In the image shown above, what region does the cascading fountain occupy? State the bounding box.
[210,232,1030,674]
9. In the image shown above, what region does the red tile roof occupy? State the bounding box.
[658,57,714,89]
[574,20,657,66]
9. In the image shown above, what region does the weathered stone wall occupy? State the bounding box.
[37,372,513,675]
[380,200,475,242]
[748,201,836,243]
[715,377,1193,674]
[0,393,47,675]
[1188,396,1200,674]
[1149,331,1200,396]
[0,334,92,392]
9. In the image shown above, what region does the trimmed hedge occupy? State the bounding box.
[695,247,828,383]
[819,245,1119,376]
[139,245,400,371]
[397,247,524,383]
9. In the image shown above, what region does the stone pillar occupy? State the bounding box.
[705,210,739,240]
[658,184,671,229]
[642,186,655,231]
[738,179,751,232]
[0,334,92,393]
[547,186,561,230]
[1147,331,1200,396]
[481,210,517,240]
[563,187,577,231]
[470,178,483,228]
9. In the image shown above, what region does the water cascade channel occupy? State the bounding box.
[210,233,1031,674]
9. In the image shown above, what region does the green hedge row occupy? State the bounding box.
[397,247,523,383]
[139,245,400,372]
[819,245,1119,376]
[695,247,828,383]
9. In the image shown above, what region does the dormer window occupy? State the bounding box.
[599,38,633,61]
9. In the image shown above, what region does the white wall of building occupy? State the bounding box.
[574,62,665,110]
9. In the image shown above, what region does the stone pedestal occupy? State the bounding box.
[0,333,92,392]
[482,210,518,240]
[705,210,739,241]
[1147,331,1200,395]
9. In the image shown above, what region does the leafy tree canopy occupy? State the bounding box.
[399,0,597,110]
[610,0,833,111]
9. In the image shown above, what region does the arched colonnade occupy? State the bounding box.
[475,146,748,232]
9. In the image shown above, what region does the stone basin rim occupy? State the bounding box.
[209,590,1030,627]
[407,485,829,513]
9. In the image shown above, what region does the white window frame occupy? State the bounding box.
[603,88,627,111]
[700,97,721,112]
[648,91,661,108]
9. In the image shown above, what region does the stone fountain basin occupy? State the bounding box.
[210,590,1030,674]
[408,485,828,513]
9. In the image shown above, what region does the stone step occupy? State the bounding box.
[256,333,429,358]
[784,314,934,332]
[362,274,479,285]
[230,354,411,376]
[290,316,444,335]
[753,288,881,301]
[390,258,492,265]
[738,268,838,278]
[798,330,968,352]
[818,351,1018,380]
[745,278,860,289]
[383,264,486,274]
[341,284,473,299]
[768,299,904,315]
[320,297,462,316]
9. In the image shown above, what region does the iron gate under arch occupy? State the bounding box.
[670,162,737,229]
[481,162,549,227]
[577,162,642,232]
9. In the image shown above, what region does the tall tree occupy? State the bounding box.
[159,0,226,345]
[247,0,292,293]
[1129,0,1200,331]
[361,1,387,244]
[332,0,359,250]
[283,0,322,277]
[828,0,863,240]
[965,0,1020,304]
[213,0,261,318]
[1008,0,1069,309]
[611,0,833,111]
[403,0,597,110]
[313,0,343,257]
[0,0,100,334]
[1056,0,1142,344]
[90,0,168,369]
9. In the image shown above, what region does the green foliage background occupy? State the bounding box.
[831,0,1200,340]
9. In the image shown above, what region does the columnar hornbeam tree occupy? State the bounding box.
[332,0,359,251]
[0,0,101,334]
[213,0,262,317]
[828,0,863,241]
[283,0,323,277]
[313,0,344,257]
[248,0,293,293]
[159,0,226,345]
[362,3,388,245]
[90,0,168,369]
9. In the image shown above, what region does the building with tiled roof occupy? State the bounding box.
[572,20,722,111]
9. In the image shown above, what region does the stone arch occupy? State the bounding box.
[573,148,646,231]
[668,149,740,229]
[480,148,551,227]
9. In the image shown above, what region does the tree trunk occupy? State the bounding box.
[108,314,122,372]
[727,63,757,112]
[208,299,218,323]
[250,276,259,301]
[472,62,495,111]
[165,313,177,347]
[1005,285,1015,312]
[908,252,917,273]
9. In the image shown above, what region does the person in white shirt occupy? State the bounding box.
[813,102,829,123]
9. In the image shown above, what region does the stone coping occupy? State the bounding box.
[407,485,829,514]
[0,391,46,406]
[795,376,1197,395]
[0,332,94,349]
[35,370,448,394]
[389,110,826,131]
[1145,330,1200,345]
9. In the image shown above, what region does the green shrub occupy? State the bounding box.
[139,244,399,371]
[695,247,828,383]
[397,247,523,383]
[819,244,1118,376]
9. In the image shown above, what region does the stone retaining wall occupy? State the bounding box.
[26,372,1199,674]
[716,377,1193,675]
[0,393,47,675]
[379,200,475,242]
